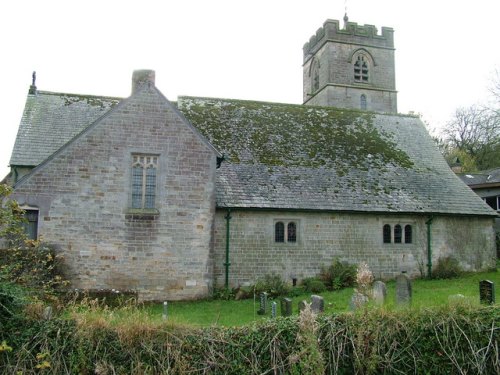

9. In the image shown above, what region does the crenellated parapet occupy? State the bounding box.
[303,19,394,62]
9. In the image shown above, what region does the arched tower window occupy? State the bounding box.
[312,61,320,92]
[354,54,369,83]
[360,94,367,110]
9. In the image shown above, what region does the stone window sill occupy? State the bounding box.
[125,208,159,220]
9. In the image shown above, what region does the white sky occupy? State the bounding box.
[1,0,499,179]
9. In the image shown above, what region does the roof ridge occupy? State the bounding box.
[35,90,123,101]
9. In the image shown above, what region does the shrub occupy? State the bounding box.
[254,274,290,298]
[302,278,326,293]
[320,258,356,290]
[432,256,463,279]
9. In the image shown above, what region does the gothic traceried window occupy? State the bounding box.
[354,55,369,83]
[131,154,158,209]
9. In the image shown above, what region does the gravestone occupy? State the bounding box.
[258,292,268,315]
[372,281,387,305]
[349,291,368,311]
[271,301,277,318]
[298,300,307,312]
[479,280,495,305]
[281,298,293,317]
[43,306,53,320]
[395,273,412,305]
[311,295,324,313]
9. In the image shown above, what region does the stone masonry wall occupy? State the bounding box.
[12,86,217,301]
[213,210,496,287]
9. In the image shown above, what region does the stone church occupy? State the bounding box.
[6,18,497,300]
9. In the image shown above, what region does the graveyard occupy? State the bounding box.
[72,269,499,327]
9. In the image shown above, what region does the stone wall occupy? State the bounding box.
[213,209,496,287]
[12,85,217,301]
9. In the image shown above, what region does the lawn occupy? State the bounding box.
[131,270,499,327]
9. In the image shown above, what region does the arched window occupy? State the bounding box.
[275,222,285,243]
[404,225,412,244]
[383,224,391,243]
[312,61,320,92]
[360,94,367,110]
[287,222,297,242]
[354,55,369,82]
[394,224,402,243]
[131,154,158,209]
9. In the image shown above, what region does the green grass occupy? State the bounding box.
[135,271,499,327]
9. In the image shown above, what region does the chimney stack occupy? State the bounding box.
[132,70,155,94]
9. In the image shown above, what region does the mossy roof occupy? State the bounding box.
[9,90,496,216]
[10,91,120,166]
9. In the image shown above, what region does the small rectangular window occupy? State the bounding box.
[23,209,39,240]
[484,196,499,211]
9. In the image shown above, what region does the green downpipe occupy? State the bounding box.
[426,217,434,278]
[224,208,232,289]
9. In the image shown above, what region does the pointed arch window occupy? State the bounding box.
[360,94,367,110]
[354,55,369,83]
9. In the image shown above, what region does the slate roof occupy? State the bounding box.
[9,89,497,217]
[10,90,120,166]
[458,168,500,188]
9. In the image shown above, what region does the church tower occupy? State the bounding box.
[303,17,397,113]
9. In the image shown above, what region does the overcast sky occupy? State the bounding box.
[1,0,499,179]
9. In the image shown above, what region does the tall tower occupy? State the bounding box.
[303,18,397,113]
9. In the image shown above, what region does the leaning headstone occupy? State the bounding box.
[258,292,268,315]
[298,300,307,312]
[271,301,277,318]
[349,291,368,311]
[479,280,495,305]
[281,298,293,317]
[311,295,324,313]
[372,281,387,305]
[395,273,412,305]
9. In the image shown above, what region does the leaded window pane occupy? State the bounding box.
[145,166,156,209]
[275,222,285,243]
[394,224,402,243]
[132,165,143,208]
[287,222,297,242]
[383,224,391,243]
[404,225,412,244]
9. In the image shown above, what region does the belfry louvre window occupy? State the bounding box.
[131,154,158,209]
[354,55,369,82]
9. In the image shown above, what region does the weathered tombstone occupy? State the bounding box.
[162,301,168,320]
[395,273,412,306]
[271,301,277,318]
[43,306,53,320]
[258,292,268,315]
[479,280,495,305]
[281,298,293,317]
[298,300,307,312]
[349,291,368,311]
[372,281,387,305]
[311,295,324,313]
